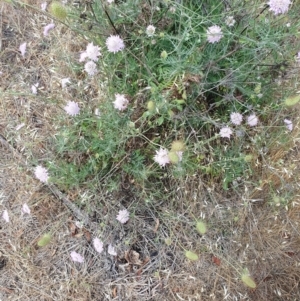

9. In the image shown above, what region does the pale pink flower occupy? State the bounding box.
[64,101,80,116]
[108,244,117,256]
[284,119,293,131]
[116,209,130,224]
[268,0,291,15]
[220,127,233,138]
[70,251,84,263]
[41,2,47,11]
[2,210,9,223]
[79,42,101,62]
[93,238,104,253]
[247,114,259,127]
[296,52,300,63]
[106,35,125,53]
[206,25,223,43]
[154,147,170,167]
[146,25,156,36]
[230,112,243,125]
[31,82,39,94]
[84,61,97,76]
[61,78,71,88]
[43,23,55,36]
[34,165,49,183]
[225,16,236,27]
[19,42,27,57]
[22,203,31,215]
[113,94,129,111]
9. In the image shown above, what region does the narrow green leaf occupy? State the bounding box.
[185,250,199,261]
[284,95,300,106]
[196,221,207,234]
[37,233,52,247]
[241,274,256,289]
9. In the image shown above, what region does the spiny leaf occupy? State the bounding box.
[185,250,199,261]
[241,273,257,289]
[196,221,207,234]
[284,95,300,106]
[37,233,52,247]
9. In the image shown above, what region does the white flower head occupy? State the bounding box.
[2,210,9,223]
[146,25,156,36]
[220,127,233,138]
[64,101,80,116]
[154,147,170,167]
[225,16,236,27]
[22,203,31,215]
[61,78,71,88]
[93,238,104,253]
[113,94,129,111]
[41,2,47,11]
[31,82,39,94]
[268,0,291,15]
[247,114,259,127]
[84,61,97,76]
[106,35,125,53]
[70,251,84,263]
[80,42,101,62]
[230,112,243,125]
[116,209,130,224]
[206,25,223,43]
[284,119,293,131]
[107,0,114,3]
[43,23,55,36]
[108,244,117,256]
[34,165,49,183]
[19,42,27,57]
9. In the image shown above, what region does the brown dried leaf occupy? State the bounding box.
[212,255,221,266]
[125,250,143,265]
[153,218,160,233]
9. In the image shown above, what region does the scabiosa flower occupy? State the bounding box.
[22,203,31,215]
[146,25,156,36]
[35,165,49,183]
[107,0,114,3]
[284,119,293,131]
[230,112,243,125]
[41,2,47,11]
[84,61,97,76]
[116,209,130,224]
[64,101,80,116]
[108,244,117,256]
[79,42,101,62]
[19,42,27,57]
[267,0,291,15]
[225,16,236,27]
[106,35,125,53]
[220,127,233,138]
[2,210,9,223]
[70,251,84,263]
[154,147,170,167]
[43,23,55,36]
[113,94,129,111]
[31,82,39,94]
[61,78,71,88]
[247,114,259,127]
[93,238,104,253]
[296,52,300,63]
[206,25,223,43]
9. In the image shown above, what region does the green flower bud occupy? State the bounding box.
[168,151,179,164]
[147,100,155,111]
[161,50,168,59]
[171,140,185,152]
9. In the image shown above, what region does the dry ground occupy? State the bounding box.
[1,1,300,301]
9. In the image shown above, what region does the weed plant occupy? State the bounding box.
[45,0,300,196]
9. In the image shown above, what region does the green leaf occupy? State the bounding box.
[185,250,199,261]
[241,273,256,288]
[196,221,207,234]
[37,233,52,247]
[284,95,300,106]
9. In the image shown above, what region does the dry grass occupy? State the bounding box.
[1,1,300,301]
